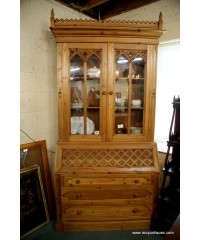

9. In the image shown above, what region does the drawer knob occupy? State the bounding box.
[76,180,80,184]
[132,209,139,213]
[75,193,82,199]
[133,193,139,198]
[134,180,139,183]
[77,210,82,215]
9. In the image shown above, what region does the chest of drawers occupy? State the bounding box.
[55,142,159,231]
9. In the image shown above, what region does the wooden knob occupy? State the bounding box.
[75,193,82,199]
[109,91,113,95]
[133,193,138,198]
[77,210,82,215]
[132,209,139,213]
[102,91,106,95]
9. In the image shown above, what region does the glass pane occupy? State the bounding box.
[70,54,84,135]
[131,55,145,80]
[115,55,128,134]
[130,109,143,134]
[116,55,129,79]
[87,54,100,135]
[130,55,145,134]
[70,55,84,80]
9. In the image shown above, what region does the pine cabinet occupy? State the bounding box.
[50,10,164,231]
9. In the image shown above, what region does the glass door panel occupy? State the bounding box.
[115,55,128,134]
[69,49,102,136]
[113,50,146,136]
[87,54,101,135]
[70,54,84,135]
[130,55,145,135]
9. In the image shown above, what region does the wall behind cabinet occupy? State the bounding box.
[109,0,180,43]
[20,0,180,180]
[20,0,90,177]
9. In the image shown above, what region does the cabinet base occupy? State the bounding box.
[56,220,151,232]
[55,222,64,232]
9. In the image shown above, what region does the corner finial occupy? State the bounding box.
[51,9,54,18]
[50,9,55,27]
[158,12,163,30]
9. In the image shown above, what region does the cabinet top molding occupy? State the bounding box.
[50,9,164,39]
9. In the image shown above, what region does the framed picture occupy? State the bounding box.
[20,140,55,219]
[20,165,50,238]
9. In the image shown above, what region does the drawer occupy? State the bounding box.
[61,187,153,201]
[62,219,151,231]
[61,174,155,187]
[62,204,152,221]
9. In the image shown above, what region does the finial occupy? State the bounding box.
[158,11,163,30]
[51,9,54,18]
[50,9,55,27]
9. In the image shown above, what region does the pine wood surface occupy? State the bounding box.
[54,142,159,231]
[50,10,163,231]
[55,41,158,142]
[59,220,151,231]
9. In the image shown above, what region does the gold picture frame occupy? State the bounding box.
[20,140,55,219]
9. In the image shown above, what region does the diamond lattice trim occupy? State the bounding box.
[61,149,154,168]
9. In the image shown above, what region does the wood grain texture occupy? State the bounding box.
[62,220,150,231]
[50,11,163,232]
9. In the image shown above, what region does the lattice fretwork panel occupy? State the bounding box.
[70,49,102,62]
[61,148,154,168]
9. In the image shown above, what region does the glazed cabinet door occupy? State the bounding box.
[57,43,107,141]
[107,44,157,142]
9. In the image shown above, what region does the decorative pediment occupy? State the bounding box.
[50,9,164,39]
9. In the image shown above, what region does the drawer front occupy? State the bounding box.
[62,220,151,231]
[61,175,155,187]
[62,204,152,221]
[61,187,153,201]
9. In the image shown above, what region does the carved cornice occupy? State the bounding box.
[50,9,164,39]
[54,18,159,27]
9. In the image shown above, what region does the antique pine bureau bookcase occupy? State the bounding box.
[50,9,164,231]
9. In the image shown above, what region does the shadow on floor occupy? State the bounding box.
[22,221,165,240]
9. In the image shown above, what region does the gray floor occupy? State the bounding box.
[22,221,165,240]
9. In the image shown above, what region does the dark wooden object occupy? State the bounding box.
[152,97,180,231]
[20,140,55,219]
[160,96,180,200]
[164,214,180,240]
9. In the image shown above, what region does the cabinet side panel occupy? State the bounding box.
[57,43,64,140]
[62,43,70,141]
[55,174,62,222]
[147,45,158,141]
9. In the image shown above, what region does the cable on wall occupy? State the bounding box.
[20,129,55,154]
